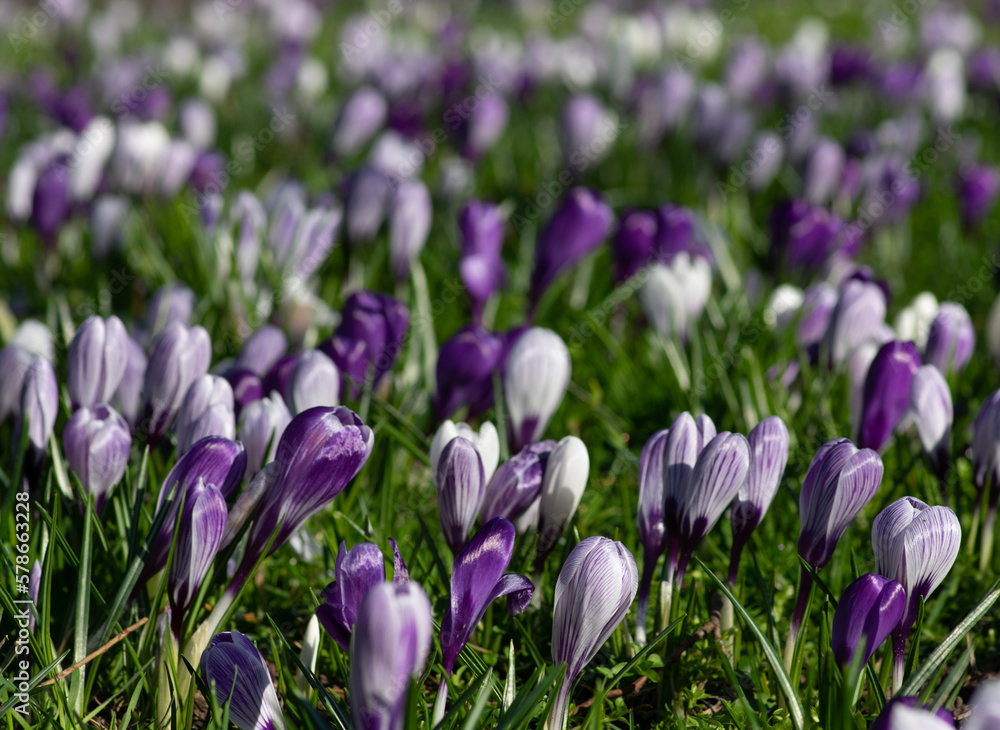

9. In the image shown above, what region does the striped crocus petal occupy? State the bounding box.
[823,279,887,366]
[799,438,883,570]
[796,282,838,349]
[872,497,961,633]
[535,436,590,562]
[168,479,227,624]
[908,365,952,472]
[503,328,571,452]
[857,341,921,452]
[661,412,701,534]
[440,518,532,675]
[436,437,486,556]
[924,302,975,375]
[317,541,387,651]
[971,390,1000,491]
[871,697,954,730]
[480,440,556,524]
[830,573,905,669]
[637,429,670,558]
[201,631,286,730]
[876,703,955,730]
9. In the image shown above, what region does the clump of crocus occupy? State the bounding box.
[503,327,570,452]
[67,315,128,411]
[62,404,132,513]
[434,518,532,722]
[430,420,500,484]
[545,536,637,730]
[200,631,286,730]
[830,573,905,673]
[872,497,961,691]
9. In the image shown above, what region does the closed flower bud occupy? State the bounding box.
[613,209,657,283]
[559,95,615,167]
[503,328,570,452]
[461,93,509,160]
[872,697,955,729]
[389,180,432,280]
[481,440,556,523]
[433,326,505,420]
[639,253,712,343]
[908,365,952,473]
[430,420,499,485]
[142,321,212,442]
[62,404,132,512]
[923,302,974,375]
[201,631,286,730]
[957,163,999,228]
[236,325,288,378]
[823,279,888,366]
[114,336,147,427]
[176,375,236,455]
[333,86,387,157]
[19,356,58,459]
[770,199,843,270]
[285,350,340,414]
[857,341,922,452]
[964,680,1000,730]
[535,436,590,565]
[0,345,35,424]
[435,437,486,555]
[662,412,716,537]
[238,391,292,477]
[344,166,392,246]
[802,138,845,205]
[145,283,195,335]
[31,157,72,242]
[67,315,128,410]
[893,292,939,350]
[459,201,505,315]
[831,573,905,669]
[546,536,638,730]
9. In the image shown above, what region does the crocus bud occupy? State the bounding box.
[176,375,236,455]
[535,436,589,564]
[546,536,637,730]
[908,365,952,473]
[661,412,717,537]
[770,199,843,270]
[894,292,939,349]
[168,478,227,635]
[433,326,505,420]
[802,137,845,205]
[430,420,499,484]
[857,341,922,452]
[12,319,53,362]
[19,356,58,459]
[0,345,35,424]
[529,188,614,306]
[317,540,404,650]
[67,315,128,410]
[799,438,883,571]
[297,614,321,695]
[31,157,72,243]
[201,632,287,730]
[285,350,340,414]
[320,291,408,399]
[613,209,657,283]
[458,201,505,316]
[62,404,132,512]
[871,697,954,730]
[389,180,432,280]
[235,325,288,378]
[923,302,975,375]
[231,192,267,286]
[435,437,486,556]
[730,416,790,584]
[115,336,147,427]
[823,279,888,366]
[765,285,804,332]
[461,93,509,160]
[350,582,433,730]
[830,573,905,669]
[333,86,387,157]
[503,327,571,452]
[481,440,556,523]
[957,163,1000,228]
[965,680,1000,730]
[344,167,392,246]
[238,391,292,477]
[639,253,713,342]
[145,283,195,334]
[559,95,614,166]
[142,322,212,442]
[224,368,264,417]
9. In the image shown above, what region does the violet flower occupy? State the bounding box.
[388,179,431,280]
[871,697,955,729]
[224,368,264,417]
[908,365,952,474]
[62,404,132,513]
[830,573,905,670]
[142,321,212,443]
[481,440,556,523]
[67,315,128,411]
[435,437,486,556]
[612,209,657,283]
[237,391,292,478]
[332,86,387,157]
[433,325,505,420]
[114,336,147,427]
[458,201,505,320]
[0,345,35,424]
[235,325,288,378]
[176,375,236,455]
[535,436,590,573]
[201,631,286,730]
[957,163,1000,228]
[822,279,888,367]
[857,341,922,452]
[285,350,340,414]
[18,356,58,463]
[923,302,975,375]
[430,420,499,485]
[503,327,570,452]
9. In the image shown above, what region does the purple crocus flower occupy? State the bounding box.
[30,158,72,244]
[237,391,292,478]
[559,95,613,166]
[262,354,297,404]
[168,477,227,637]
[201,631,286,730]
[796,282,838,349]
[770,199,843,270]
[344,167,392,246]
[235,325,288,378]
[285,350,340,414]
[458,201,505,319]
[333,86,388,157]
[114,336,147,427]
[535,436,590,569]
[317,538,408,651]
[480,440,556,523]
[823,279,888,367]
[434,518,532,721]
[957,164,1000,228]
[460,93,509,160]
[857,341,922,452]
[388,179,432,280]
[829,45,871,86]
[830,573,905,669]
[176,375,236,455]
[729,416,790,585]
[613,209,657,282]
[909,365,952,474]
[141,321,212,443]
[62,404,132,513]
[320,291,408,400]
[349,582,432,730]
[873,497,961,690]
[67,315,128,411]
[547,536,638,730]
[0,345,36,424]
[529,188,614,307]
[18,356,58,461]
[224,368,264,417]
[802,138,845,205]
[145,283,195,335]
[923,302,975,375]
[965,680,1000,729]
[661,413,717,538]
[433,326,505,420]
[635,428,669,645]
[435,437,486,556]
[871,697,954,730]
[503,327,571,452]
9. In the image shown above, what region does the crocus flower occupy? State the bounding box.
[639,254,713,343]
[481,440,556,523]
[796,283,838,349]
[235,325,288,378]
[857,341,922,452]
[873,497,961,690]
[18,356,58,461]
[460,94,509,160]
[957,164,1000,228]
[729,416,790,585]
[433,326,505,419]
[349,582,432,730]
[535,436,590,569]
[230,192,267,286]
[965,680,1000,730]
[0,345,36,424]
[802,137,846,205]
[894,292,939,350]
[529,188,614,307]
[923,302,975,375]
[458,202,505,302]
[62,404,132,513]
[168,477,227,637]
[285,350,340,414]
[546,536,638,730]
[503,327,570,452]
[12,319,53,362]
[115,336,147,427]
[238,391,292,477]
[224,368,264,417]
[830,573,905,669]
[176,375,236,455]
[145,283,195,334]
[634,428,669,645]
[559,95,614,167]
[770,199,843,270]
[434,518,533,722]
[317,538,408,651]
[142,321,212,443]
[612,209,657,283]
[436,437,486,556]
[67,315,128,410]
[823,279,888,367]
[333,86,387,157]
[344,166,392,246]
[765,284,804,333]
[661,413,717,537]
[388,179,432,280]
[908,365,952,474]
[430,420,499,484]
[201,631,286,730]
[872,698,954,729]
[31,157,71,243]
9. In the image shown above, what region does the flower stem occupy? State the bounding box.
[433,677,448,725]
[635,550,659,647]
[783,564,813,674]
[543,681,571,730]
[658,555,676,633]
[980,490,998,574]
